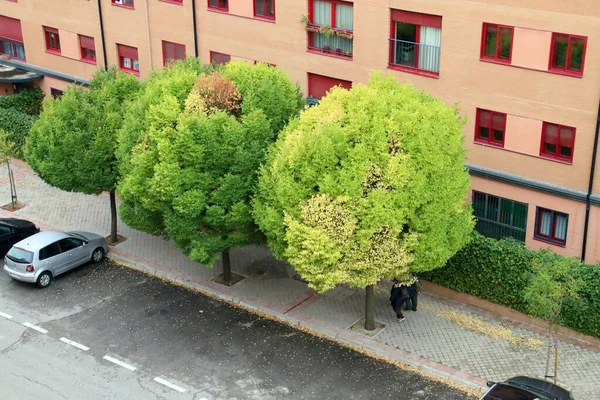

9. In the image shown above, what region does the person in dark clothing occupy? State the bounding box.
[390,279,408,322]
[404,278,421,311]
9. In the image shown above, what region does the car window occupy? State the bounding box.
[40,242,62,260]
[482,384,549,400]
[58,238,84,252]
[0,225,12,235]
[6,247,34,263]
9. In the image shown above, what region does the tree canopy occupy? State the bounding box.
[117,61,304,266]
[253,73,474,292]
[24,67,141,241]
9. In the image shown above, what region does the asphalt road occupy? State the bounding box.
[0,259,474,400]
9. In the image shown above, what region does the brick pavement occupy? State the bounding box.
[2,160,600,398]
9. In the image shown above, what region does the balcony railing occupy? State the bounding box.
[389,39,440,74]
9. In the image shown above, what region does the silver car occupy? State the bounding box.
[3,230,108,288]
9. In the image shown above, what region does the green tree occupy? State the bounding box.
[0,129,18,208]
[253,74,474,329]
[24,67,141,243]
[117,61,303,281]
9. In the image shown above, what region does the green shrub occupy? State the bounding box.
[0,87,45,116]
[423,232,600,338]
[0,108,35,158]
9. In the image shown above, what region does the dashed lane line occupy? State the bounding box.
[0,311,13,319]
[22,322,48,334]
[153,377,186,393]
[59,337,90,351]
[103,355,137,371]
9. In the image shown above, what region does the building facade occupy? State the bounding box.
[1,0,600,261]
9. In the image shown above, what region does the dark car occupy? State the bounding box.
[0,218,40,256]
[480,376,574,400]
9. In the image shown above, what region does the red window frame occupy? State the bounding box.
[210,51,230,65]
[111,0,134,8]
[44,27,61,54]
[535,207,568,246]
[162,41,186,66]
[539,122,575,163]
[480,23,513,64]
[0,38,25,61]
[117,44,140,75]
[208,0,228,11]
[307,0,353,58]
[254,0,275,20]
[474,108,506,147]
[548,33,587,77]
[254,60,276,67]
[160,0,183,3]
[79,35,96,64]
[388,9,442,77]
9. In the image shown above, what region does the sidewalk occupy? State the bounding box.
[2,160,600,398]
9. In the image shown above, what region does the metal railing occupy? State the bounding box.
[389,39,440,73]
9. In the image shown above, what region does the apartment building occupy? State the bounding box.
[1,0,600,261]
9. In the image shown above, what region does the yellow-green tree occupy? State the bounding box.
[253,74,474,329]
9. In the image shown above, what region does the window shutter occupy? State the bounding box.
[0,16,24,41]
[80,35,95,50]
[118,44,138,60]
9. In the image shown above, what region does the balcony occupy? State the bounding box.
[388,38,440,77]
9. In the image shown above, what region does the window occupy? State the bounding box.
[50,88,64,99]
[307,0,353,58]
[307,72,351,100]
[254,0,275,19]
[44,27,61,54]
[535,207,568,246]
[549,33,586,76]
[0,16,25,60]
[472,191,528,243]
[39,242,62,260]
[254,60,276,67]
[162,41,186,65]
[389,10,442,75]
[117,44,139,74]
[210,51,230,65]
[481,23,513,63]
[208,0,228,11]
[79,35,96,64]
[112,0,134,7]
[58,238,84,252]
[475,108,506,147]
[540,122,575,163]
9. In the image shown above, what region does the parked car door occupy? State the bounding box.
[39,241,70,276]
[0,224,14,256]
[57,237,88,270]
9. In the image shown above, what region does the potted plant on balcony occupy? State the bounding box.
[336,29,354,40]
[320,25,335,38]
[344,49,352,57]
[334,48,343,56]
[322,45,332,53]
[301,14,320,33]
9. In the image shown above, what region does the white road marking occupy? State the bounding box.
[153,377,186,393]
[59,337,89,351]
[22,322,48,334]
[103,355,137,371]
[0,311,13,319]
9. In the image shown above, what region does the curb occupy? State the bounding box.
[107,252,487,396]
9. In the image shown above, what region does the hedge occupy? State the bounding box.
[422,233,600,338]
[0,87,45,116]
[0,108,35,158]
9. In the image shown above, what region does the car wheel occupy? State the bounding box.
[37,271,52,288]
[91,248,105,264]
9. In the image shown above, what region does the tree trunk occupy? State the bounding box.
[222,249,231,282]
[109,190,118,244]
[364,285,375,331]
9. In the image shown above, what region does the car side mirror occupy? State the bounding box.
[83,241,88,246]
[486,381,495,387]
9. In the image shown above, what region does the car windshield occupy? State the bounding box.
[6,247,34,264]
[482,384,550,400]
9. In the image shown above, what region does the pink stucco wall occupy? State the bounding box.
[511,27,552,71]
[58,30,81,60]
[504,114,543,157]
